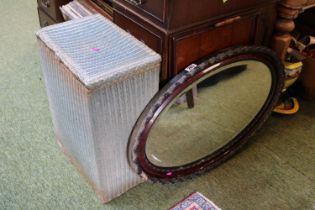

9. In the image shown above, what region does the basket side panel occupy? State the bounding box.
[90,65,160,200]
[38,40,100,187]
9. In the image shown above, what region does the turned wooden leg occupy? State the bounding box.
[272,0,307,61]
[186,89,195,109]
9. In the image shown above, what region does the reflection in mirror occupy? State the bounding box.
[146,60,272,167]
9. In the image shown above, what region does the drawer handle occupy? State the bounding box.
[41,0,51,8]
[215,16,241,27]
[127,0,146,5]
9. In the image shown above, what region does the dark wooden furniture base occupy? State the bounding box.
[113,0,278,83]
[37,0,71,27]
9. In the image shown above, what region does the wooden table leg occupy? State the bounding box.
[186,89,195,109]
[272,0,307,61]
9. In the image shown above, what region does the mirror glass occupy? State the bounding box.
[145,60,272,167]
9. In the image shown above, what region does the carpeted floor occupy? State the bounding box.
[0,1,314,209]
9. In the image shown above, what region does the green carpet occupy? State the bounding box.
[0,1,314,209]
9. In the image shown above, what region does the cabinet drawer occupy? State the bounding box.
[115,0,275,29]
[172,15,257,74]
[37,0,69,21]
[114,11,163,54]
[38,8,57,27]
[169,0,272,28]
[119,0,166,23]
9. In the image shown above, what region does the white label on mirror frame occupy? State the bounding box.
[185,64,198,72]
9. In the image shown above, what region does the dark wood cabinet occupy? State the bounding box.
[113,0,278,83]
[113,9,170,81]
[38,7,58,27]
[114,0,276,29]
[37,0,70,27]
[114,11,164,55]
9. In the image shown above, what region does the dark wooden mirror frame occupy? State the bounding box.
[128,46,284,182]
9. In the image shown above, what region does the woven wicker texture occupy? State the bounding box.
[36,14,161,89]
[37,15,161,202]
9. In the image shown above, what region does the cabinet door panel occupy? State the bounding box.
[172,16,257,74]
[114,11,171,82]
[38,7,57,27]
[169,0,271,28]
[114,11,163,55]
[37,0,69,21]
[119,0,166,23]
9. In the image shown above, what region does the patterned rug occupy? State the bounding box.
[169,192,221,210]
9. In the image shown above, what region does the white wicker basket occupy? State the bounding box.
[36,15,161,203]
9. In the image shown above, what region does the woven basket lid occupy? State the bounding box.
[36,14,161,89]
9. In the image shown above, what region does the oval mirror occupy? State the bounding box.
[128,46,284,182]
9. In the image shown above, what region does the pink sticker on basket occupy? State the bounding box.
[91,47,101,52]
[166,172,173,176]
